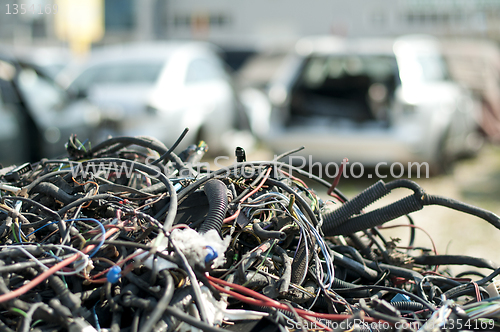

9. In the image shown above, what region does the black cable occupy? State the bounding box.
[274,245,292,293]
[0,253,74,274]
[162,306,226,332]
[332,285,435,312]
[330,250,379,280]
[57,194,120,216]
[252,222,286,241]
[31,182,79,205]
[273,146,305,161]
[23,170,72,194]
[331,245,365,264]
[424,194,500,231]
[444,283,490,300]
[406,214,416,248]
[150,128,189,166]
[232,166,270,204]
[139,271,174,332]
[477,266,500,286]
[359,298,405,325]
[413,255,498,270]
[455,271,487,279]
[89,136,169,157]
[364,260,426,299]
[3,198,58,223]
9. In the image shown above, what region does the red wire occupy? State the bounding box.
[327,158,348,196]
[90,251,144,280]
[377,223,438,256]
[207,275,383,324]
[209,282,333,331]
[223,167,272,224]
[471,281,481,302]
[0,227,119,303]
[240,167,272,202]
[223,209,240,224]
[278,170,308,188]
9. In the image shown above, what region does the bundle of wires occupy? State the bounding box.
[0,133,499,332]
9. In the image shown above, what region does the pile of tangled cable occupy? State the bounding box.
[1,134,500,332]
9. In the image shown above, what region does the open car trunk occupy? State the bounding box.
[288,54,399,126]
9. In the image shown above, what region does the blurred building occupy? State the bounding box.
[1,0,500,51]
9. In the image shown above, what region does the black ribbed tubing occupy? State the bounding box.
[198,179,228,235]
[444,283,490,300]
[323,194,424,236]
[391,301,425,311]
[290,239,310,286]
[331,278,372,297]
[321,180,390,235]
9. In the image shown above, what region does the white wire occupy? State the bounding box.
[3,244,89,276]
[249,191,335,289]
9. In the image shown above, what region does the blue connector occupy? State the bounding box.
[107,265,122,284]
[204,246,218,264]
[391,293,411,303]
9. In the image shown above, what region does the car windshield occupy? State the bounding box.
[290,54,398,123]
[70,61,165,91]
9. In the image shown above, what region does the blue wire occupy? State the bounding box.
[92,300,101,332]
[26,221,60,237]
[266,192,335,289]
[18,225,23,243]
[65,218,105,258]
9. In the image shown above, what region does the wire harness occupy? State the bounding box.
[0,134,499,332]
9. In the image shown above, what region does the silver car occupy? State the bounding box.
[59,42,248,154]
[247,35,483,173]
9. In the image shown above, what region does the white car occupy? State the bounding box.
[59,42,247,153]
[245,35,483,172]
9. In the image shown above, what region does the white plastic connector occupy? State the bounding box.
[485,278,500,299]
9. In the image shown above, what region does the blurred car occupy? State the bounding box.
[9,45,73,79]
[247,35,483,172]
[236,51,288,137]
[59,42,249,154]
[441,39,500,143]
[0,53,100,165]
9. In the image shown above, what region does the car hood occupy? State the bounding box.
[87,84,154,118]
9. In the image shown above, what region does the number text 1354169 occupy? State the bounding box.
[6,4,58,14]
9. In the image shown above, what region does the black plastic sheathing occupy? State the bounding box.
[32,182,76,205]
[391,301,424,311]
[290,239,310,286]
[413,255,498,270]
[424,194,500,230]
[321,180,389,235]
[324,194,424,236]
[252,222,286,241]
[198,179,228,236]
